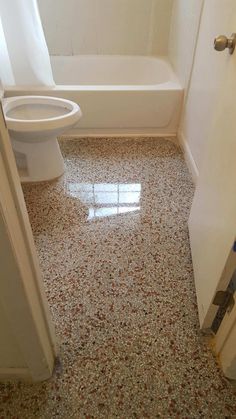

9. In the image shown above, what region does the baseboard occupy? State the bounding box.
[178,130,199,184]
[0,367,31,382]
[62,128,178,138]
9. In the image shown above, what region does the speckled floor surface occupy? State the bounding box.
[1,137,236,418]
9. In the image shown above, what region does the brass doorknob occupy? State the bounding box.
[214,33,236,54]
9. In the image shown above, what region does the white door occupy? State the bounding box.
[188,0,236,329]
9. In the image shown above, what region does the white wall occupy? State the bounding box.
[38,0,173,56]
[0,106,56,381]
[0,213,27,370]
[168,0,204,88]
[0,305,25,369]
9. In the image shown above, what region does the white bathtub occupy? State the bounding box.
[5,55,183,136]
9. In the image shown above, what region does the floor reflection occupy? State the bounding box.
[67,183,141,220]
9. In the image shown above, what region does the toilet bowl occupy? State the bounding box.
[2,95,82,182]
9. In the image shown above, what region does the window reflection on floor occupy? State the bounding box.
[68,183,141,220]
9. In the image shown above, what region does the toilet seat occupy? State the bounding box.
[2,95,82,182]
[3,95,81,136]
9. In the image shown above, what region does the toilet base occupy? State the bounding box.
[11,136,65,183]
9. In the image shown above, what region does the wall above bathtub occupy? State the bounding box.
[38,0,173,56]
[168,0,204,88]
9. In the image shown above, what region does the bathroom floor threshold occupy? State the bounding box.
[1,136,235,418]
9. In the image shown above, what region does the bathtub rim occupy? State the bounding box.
[4,55,182,92]
[49,54,181,87]
[5,81,182,93]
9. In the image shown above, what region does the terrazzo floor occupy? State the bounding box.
[1,137,236,418]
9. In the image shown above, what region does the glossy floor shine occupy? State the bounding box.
[1,137,236,418]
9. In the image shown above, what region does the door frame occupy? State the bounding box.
[0,102,57,382]
[215,304,236,380]
[213,250,236,379]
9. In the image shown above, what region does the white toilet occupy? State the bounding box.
[2,95,82,183]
